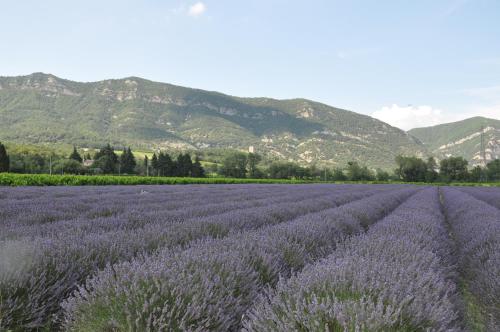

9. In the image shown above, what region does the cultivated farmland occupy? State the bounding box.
[0,184,498,331]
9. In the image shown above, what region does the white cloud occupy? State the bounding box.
[372,104,450,130]
[188,2,206,17]
[373,86,500,131]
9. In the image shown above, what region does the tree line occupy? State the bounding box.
[217,151,500,182]
[216,152,379,181]
[0,142,205,178]
[1,141,500,182]
[89,145,205,177]
[394,155,500,182]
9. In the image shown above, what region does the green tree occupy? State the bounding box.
[151,153,159,175]
[69,146,83,163]
[94,144,118,173]
[375,168,390,181]
[469,166,484,182]
[332,168,347,181]
[220,152,247,178]
[346,161,374,181]
[53,159,84,174]
[425,157,438,182]
[247,153,262,178]
[143,155,149,176]
[268,162,307,179]
[0,142,10,172]
[120,147,136,174]
[191,156,205,178]
[175,153,193,177]
[158,152,174,176]
[486,159,500,181]
[439,157,469,182]
[94,155,117,174]
[394,156,427,182]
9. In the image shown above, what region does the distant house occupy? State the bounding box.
[83,159,94,167]
[249,146,255,153]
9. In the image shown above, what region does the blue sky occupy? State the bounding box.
[0,0,499,129]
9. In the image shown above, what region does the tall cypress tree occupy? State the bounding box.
[176,154,184,177]
[174,153,192,177]
[69,146,83,163]
[126,147,136,173]
[94,144,118,163]
[119,148,127,174]
[144,155,149,176]
[94,144,118,174]
[158,152,174,176]
[151,153,159,176]
[191,155,205,178]
[0,142,10,172]
[120,147,136,174]
[184,153,193,177]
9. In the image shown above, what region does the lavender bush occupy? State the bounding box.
[3,184,495,331]
[61,187,418,331]
[441,188,500,330]
[0,184,391,330]
[458,186,500,210]
[0,185,337,241]
[243,188,462,331]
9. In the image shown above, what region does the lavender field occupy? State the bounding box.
[0,184,498,331]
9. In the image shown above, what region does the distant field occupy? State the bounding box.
[0,173,309,186]
[1,172,500,186]
[0,184,498,331]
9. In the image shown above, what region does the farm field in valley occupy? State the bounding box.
[0,184,498,331]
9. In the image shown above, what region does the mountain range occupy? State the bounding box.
[409,117,500,166]
[0,73,498,169]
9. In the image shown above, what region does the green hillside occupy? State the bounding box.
[0,73,427,169]
[409,117,500,165]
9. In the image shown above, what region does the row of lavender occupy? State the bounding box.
[245,188,461,331]
[60,187,419,330]
[0,185,346,240]
[457,186,500,210]
[243,187,500,331]
[0,185,335,232]
[441,188,500,330]
[2,184,498,331]
[0,184,395,330]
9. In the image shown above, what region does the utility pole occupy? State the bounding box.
[49,155,52,175]
[480,125,487,182]
[480,125,486,166]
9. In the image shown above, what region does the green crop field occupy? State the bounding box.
[1,172,499,187]
[0,173,309,186]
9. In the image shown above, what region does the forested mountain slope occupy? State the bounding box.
[0,73,427,169]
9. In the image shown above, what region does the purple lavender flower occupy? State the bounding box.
[61,186,417,331]
[1,184,396,330]
[244,188,461,331]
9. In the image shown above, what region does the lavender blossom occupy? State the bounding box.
[61,187,417,331]
[244,188,462,331]
[1,184,394,330]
